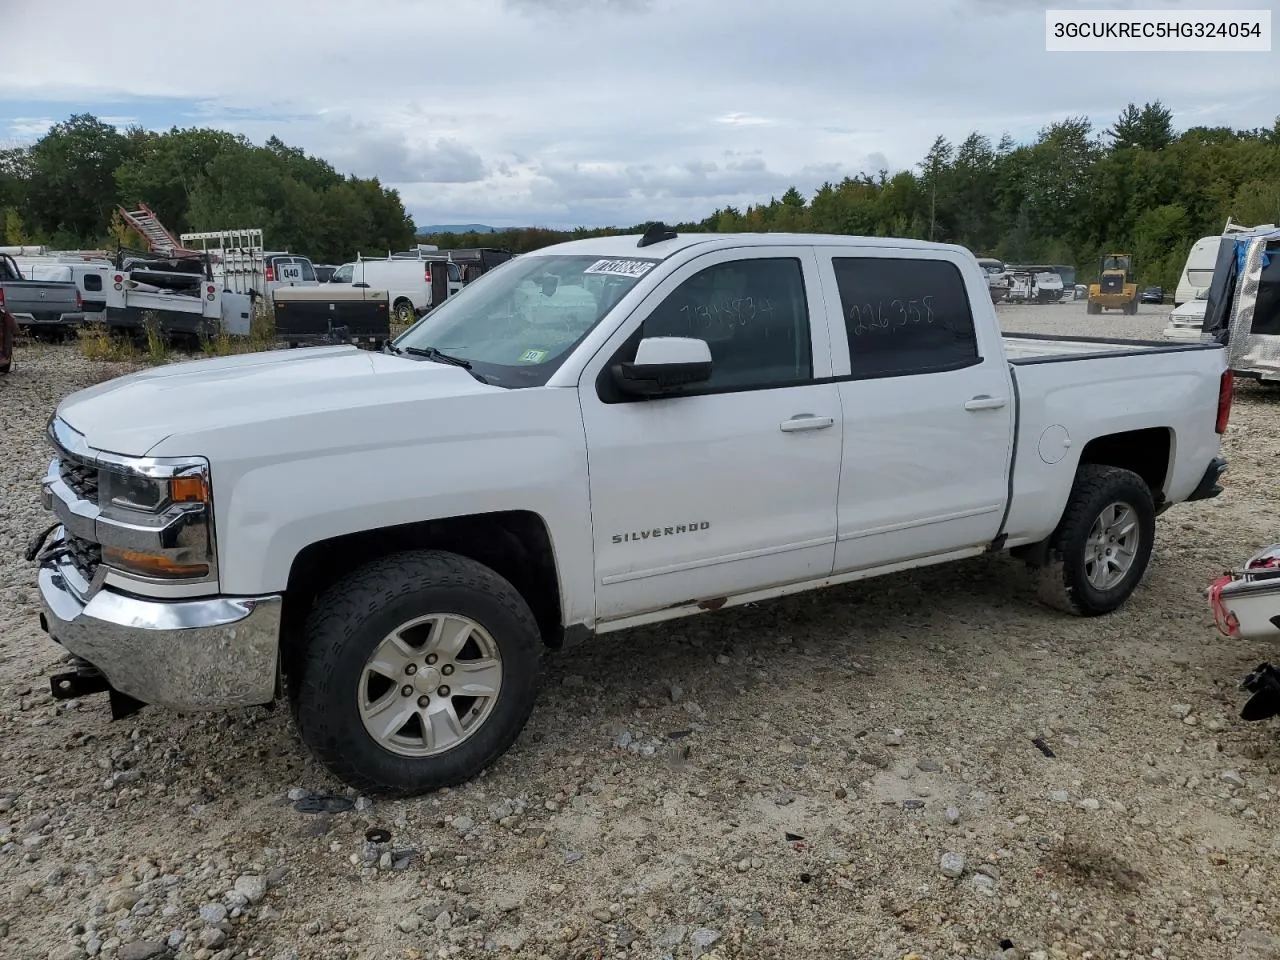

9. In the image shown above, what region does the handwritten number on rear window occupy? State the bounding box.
[849,296,935,335]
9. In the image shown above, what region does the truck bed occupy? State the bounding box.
[999,331,1228,552]
[1002,331,1222,364]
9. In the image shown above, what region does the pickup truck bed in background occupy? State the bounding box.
[0,253,82,330]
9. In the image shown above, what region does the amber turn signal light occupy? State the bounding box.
[169,476,209,503]
[103,546,209,579]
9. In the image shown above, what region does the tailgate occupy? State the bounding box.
[273,287,390,344]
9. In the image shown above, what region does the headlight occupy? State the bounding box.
[98,469,209,514]
[95,460,216,582]
[99,470,169,513]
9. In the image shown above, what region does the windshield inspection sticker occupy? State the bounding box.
[584,258,656,278]
[517,348,549,363]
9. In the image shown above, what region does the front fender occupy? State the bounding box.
[181,389,595,626]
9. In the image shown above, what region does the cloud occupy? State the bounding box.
[4,116,55,142]
[321,117,486,184]
[715,113,776,128]
[0,0,1272,228]
[502,0,653,15]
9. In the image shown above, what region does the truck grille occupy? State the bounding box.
[58,459,99,504]
[64,534,102,583]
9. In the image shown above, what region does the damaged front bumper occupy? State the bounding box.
[38,527,282,712]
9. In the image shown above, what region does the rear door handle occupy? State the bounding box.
[780,415,835,433]
[964,395,1008,411]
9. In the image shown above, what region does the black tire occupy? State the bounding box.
[392,299,416,325]
[1086,301,1100,315]
[1038,464,1156,616]
[294,549,542,796]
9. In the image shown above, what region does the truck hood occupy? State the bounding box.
[55,345,494,457]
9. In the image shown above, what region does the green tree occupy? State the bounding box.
[24,114,130,242]
[1108,101,1175,151]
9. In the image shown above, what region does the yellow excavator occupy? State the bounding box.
[1087,253,1139,315]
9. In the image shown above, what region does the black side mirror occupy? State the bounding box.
[611,336,713,397]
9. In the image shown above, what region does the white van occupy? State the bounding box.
[1176,221,1278,305]
[330,258,463,323]
[1174,237,1225,307]
[263,253,318,300]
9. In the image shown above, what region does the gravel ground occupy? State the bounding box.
[2,303,1280,960]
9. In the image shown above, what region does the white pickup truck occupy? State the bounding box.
[32,228,1232,796]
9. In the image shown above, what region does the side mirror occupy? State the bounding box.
[611,336,713,397]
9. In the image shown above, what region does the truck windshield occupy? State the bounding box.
[393,254,659,387]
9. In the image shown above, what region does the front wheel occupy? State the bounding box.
[1038,464,1156,616]
[294,550,542,796]
[393,299,416,325]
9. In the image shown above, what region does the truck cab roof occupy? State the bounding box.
[522,231,976,261]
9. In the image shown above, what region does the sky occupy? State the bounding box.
[0,0,1275,231]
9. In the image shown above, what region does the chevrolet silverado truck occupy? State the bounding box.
[0,252,84,330]
[31,227,1232,796]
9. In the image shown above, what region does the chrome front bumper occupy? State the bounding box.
[38,534,282,710]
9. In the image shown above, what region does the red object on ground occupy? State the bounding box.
[0,305,17,373]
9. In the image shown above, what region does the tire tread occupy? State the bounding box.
[1037,464,1154,617]
[295,549,541,796]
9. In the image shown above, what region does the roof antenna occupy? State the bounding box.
[637,221,677,248]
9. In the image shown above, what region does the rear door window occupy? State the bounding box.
[831,257,980,379]
[83,273,103,292]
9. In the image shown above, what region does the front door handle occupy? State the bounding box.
[964,395,1008,411]
[780,415,835,433]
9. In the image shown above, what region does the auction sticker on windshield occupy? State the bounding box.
[584,259,656,278]
[517,348,549,363]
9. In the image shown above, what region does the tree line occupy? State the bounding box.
[3,105,1277,289]
[0,115,416,264]
[423,103,1280,290]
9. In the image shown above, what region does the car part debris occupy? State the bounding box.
[1031,737,1056,757]
[294,794,355,814]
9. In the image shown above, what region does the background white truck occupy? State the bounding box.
[32,228,1231,795]
[329,255,464,322]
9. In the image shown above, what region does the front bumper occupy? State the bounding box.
[38,532,282,710]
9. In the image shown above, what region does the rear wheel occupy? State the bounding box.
[293,550,543,796]
[1038,465,1156,616]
